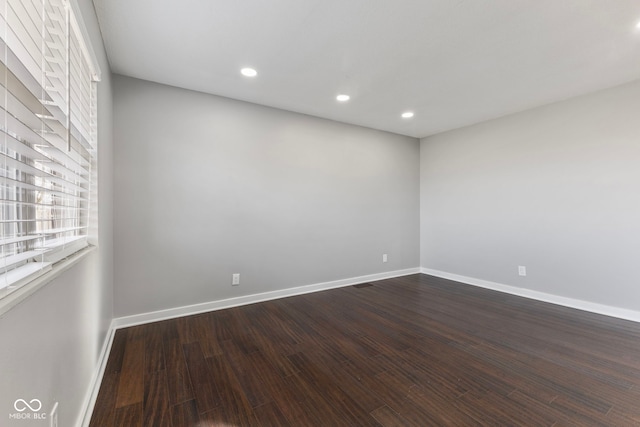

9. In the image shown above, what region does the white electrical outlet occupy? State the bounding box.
[382,254,388,263]
[50,402,58,427]
[232,273,240,286]
[518,266,526,276]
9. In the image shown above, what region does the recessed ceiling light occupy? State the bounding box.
[240,67,257,77]
[401,111,414,119]
[636,20,640,29]
[336,94,350,102]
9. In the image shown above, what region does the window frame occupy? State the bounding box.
[0,0,101,312]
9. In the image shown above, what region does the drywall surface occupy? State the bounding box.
[113,75,419,317]
[0,0,114,425]
[420,79,640,311]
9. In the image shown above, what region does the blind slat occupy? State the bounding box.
[0,262,52,291]
[0,235,43,246]
[34,225,87,235]
[0,152,88,194]
[1,175,85,199]
[0,218,82,224]
[1,249,45,269]
[0,0,97,296]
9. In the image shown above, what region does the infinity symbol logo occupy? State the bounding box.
[14,399,42,412]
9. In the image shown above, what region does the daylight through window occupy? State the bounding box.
[0,0,98,298]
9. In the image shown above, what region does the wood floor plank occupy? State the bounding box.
[372,368,420,413]
[90,274,640,426]
[253,401,290,427]
[242,350,317,425]
[225,307,261,354]
[205,353,258,425]
[104,329,128,375]
[182,342,220,414]
[115,332,145,408]
[156,318,179,342]
[458,341,561,404]
[606,406,640,426]
[247,311,301,376]
[399,387,479,426]
[549,393,612,426]
[88,372,118,427]
[456,389,554,426]
[176,316,199,344]
[506,390,583,427]
[144,323,166,374]
[287,352,381,426]
[248,326,300,377]
[283,370,368,427]
[113,402,142,427]
[170,399,200,426]
[219,339,272,408]
[370,405,420,427]
[302,350,384,413]
[163,338,193,406]
[143,369,171,427]
[465,340,616,412]
[197,313,225,357]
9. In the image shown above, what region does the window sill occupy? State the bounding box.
[0,245,97,317]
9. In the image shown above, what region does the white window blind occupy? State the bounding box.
[0,0,98,297]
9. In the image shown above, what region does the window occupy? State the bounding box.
[0,0,99,299]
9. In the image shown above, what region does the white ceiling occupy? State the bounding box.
[93,0,640,138]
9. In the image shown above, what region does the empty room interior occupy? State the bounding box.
[2,0,640,425]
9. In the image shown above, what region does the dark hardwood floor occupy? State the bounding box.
[90,274,640,426]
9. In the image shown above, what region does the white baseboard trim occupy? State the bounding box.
[421,268,640,323]
[78,320,117,427]
[112,267,421,329]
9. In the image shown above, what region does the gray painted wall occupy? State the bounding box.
[113,75,420,317]
[0,0,114,425]
[421,79,640,311]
